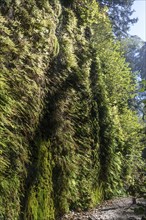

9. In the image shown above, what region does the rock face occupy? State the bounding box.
[61,198,146,220]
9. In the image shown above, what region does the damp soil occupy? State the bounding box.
[61,197,146,220]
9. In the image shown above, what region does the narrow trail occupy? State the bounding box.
[61,197,146,220]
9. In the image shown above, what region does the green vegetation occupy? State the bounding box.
[0,0,144,219]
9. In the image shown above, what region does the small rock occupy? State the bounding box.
[88,216,96,220]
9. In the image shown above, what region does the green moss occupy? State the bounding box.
[91,185,104,206]
[24,143,54,220]
[0,0,60,218]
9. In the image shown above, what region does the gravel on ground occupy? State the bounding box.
[61,197,146,220]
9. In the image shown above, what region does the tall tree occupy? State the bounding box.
[137,43,146,80]
[120,35,144,72]
[120,36,146,117]
[97,0,138,38]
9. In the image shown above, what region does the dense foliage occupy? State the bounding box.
[0,0,144,219]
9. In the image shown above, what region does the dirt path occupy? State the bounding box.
[61,197,146,220]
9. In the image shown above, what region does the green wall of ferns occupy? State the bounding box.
[0,0,143,219]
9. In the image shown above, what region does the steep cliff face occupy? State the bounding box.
[0,0,143,219]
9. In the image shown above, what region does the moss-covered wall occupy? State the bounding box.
[0,0,143,219]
